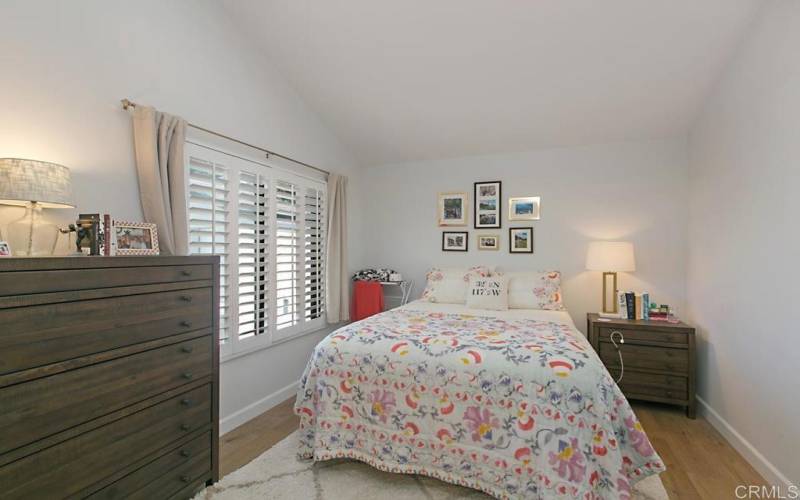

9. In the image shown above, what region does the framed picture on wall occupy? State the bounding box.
[509,227,534,253]
[509,196,541,220]
[477,234,499,250]
[442,231,468,251]
[474,181,501,229]
[438,192,468,226]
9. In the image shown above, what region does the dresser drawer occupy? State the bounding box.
[598,326,688,346]
[0,384,211,500]
[88,432,211,500]
[0,286,212,375]
[0,336,212,455]
[0,264,211,297]
[609,369,688,401]
[598,341,689,373]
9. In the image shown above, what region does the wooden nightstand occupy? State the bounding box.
[587,313,697,418]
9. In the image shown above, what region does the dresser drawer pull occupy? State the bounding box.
[665,391,674,398]
[182,372,194,380]
[181,450,191,458]
[180,295,193,302]
[181,346,194,353]
[180,398,192,406]
[180,424,191,431]
[180,475,191,483]
[181,270,192,277]
[180,320,192,328]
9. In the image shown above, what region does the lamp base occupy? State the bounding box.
[6,202,59,256]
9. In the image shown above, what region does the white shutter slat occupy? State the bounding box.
[304,186,326,321]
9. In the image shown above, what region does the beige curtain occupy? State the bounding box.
[326,173,349,323]
[131,105,189,255]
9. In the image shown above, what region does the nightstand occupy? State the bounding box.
[587,313,697,418]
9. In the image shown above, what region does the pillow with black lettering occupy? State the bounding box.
[465,275,508,311]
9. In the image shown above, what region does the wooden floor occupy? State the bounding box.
[220,398,767,499]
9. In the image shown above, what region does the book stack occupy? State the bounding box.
[617,291,673,321]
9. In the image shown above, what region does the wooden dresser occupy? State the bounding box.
[587,313,696,418]
[0,256,220,499]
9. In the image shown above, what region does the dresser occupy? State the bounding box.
[0,256,220,499]
[587,313,696,418]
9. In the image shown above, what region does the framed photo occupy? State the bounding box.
[477,234,499,250]
[113,221,160,256]
[509,196,541,220]
[474,181,501,229]
[0,241,11,257]
[442,231,468,252]
[438,192,468,226]
[509,227,534,253]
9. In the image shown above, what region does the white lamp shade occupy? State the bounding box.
[586,241,636,272]
[0,158,74,208]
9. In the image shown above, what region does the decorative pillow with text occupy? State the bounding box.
[466,275,509,311]
[421,266,492,304]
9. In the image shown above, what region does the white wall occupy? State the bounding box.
[0,0,359,431]
[687,1,799,487]
[357,139,689,333]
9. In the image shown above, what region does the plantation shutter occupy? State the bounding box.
[304,186,325,321]
[187,154,230,344]
[185,141,326,356]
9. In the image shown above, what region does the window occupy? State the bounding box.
[186,142,326,357]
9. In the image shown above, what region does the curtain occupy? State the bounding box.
[131,105,189,255]
[326,173,349,323]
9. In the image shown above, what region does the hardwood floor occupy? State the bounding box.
[220,398,767,499]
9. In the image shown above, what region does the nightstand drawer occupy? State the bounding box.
[599,341,689,373]
[598,326,687,346]
[610,369,688,401]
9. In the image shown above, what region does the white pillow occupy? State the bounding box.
[421,266,492,304]
[466,275,509,311]
[504,271,565,310]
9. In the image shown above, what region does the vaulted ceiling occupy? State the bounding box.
[222,0,761,167]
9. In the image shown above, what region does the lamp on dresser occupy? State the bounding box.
[586,240,635,316]
[0,158,75,256]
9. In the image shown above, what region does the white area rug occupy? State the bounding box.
[195,431,668,499]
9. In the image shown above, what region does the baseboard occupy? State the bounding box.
[697,396,794,488]
[219,379,300,436]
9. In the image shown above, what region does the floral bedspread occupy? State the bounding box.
[294,306,664,499]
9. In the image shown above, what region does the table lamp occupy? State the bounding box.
[586,241,635,316]
[0,158,75,256]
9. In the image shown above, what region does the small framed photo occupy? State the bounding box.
[477,234,499,250]
[509,196,541,220]
[474,181,501,229]
[0,241,11,257]
[442,231,468,252]
[509,227,534,253]
[113,221,160,256]
[438,192,468,226]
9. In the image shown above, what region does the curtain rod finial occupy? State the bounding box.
[121,98,133,110]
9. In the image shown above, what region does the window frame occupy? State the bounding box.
[185,140,327,360]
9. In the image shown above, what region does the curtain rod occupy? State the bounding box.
[121,98,330,177]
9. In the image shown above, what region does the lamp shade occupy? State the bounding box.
[586,241,636,272]
[0,158,74,208]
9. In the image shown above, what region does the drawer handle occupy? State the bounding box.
[181,450,191,458]
[180,295,193,302]
[181,270,192,277]
[182,372,193,380]
[181,346,194,354]
[181,398,192,406]
[666,391,673,397]
[180,320,192,328]
[180,475,191,483]
[180,423,190,431]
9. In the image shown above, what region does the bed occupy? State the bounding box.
[294,300,665,499]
